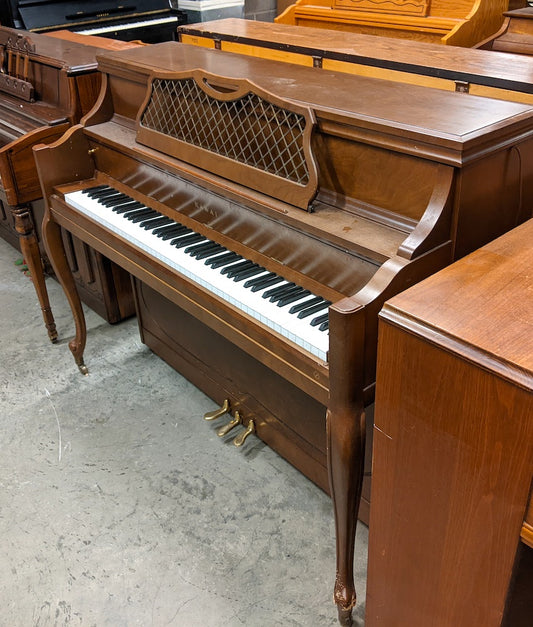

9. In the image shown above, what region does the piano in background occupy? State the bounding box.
[33,44,533,625]
[179,17,533,105]
[0,0,186,44]
[477,7,533,55]
[0,26,135,341]
[275,0,509,48]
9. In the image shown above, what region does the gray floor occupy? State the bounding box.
[0,236,367,627]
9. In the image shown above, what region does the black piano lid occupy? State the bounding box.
[7,0,176,32]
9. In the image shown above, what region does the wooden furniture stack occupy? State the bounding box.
[368,219,533,627]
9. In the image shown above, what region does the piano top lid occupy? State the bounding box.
[96,42,533,166]
[380,218,533,391]
[0,26,114,74]
[17,0,175,32]
[180,18,533,96]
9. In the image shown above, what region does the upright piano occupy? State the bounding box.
[33,43,533,625]
[275,0,508,48]
[0,0,187,44]
[477,7,533,55]
[0,26,135,341]
[179,17,533,105]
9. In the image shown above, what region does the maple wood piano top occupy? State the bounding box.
[179,18,533,95]
[97,42,533,166]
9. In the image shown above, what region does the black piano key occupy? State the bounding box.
[277,289,311,308]
[310,313,329,327]
[269,284,302,304]
[130,210,160,224]
[262,282,296,300]
[206,252,242,269]
[184,241,219,256]
[113,201,145,214]
[222,260,255,278]
[297,301,331,320]
[172,233,205,248]
[195,244,227,261]
[160,226,192,240]
[233,266,266,282]
[124,208,157,222]
[101,194,131,207]
[82,184,109,195]
[289,296,324,314]
[141,216,174,229]
[319,320,329,332]
[244,272,276,289]
[90,188,123,199]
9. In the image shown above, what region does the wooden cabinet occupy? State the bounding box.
[367,219,533,627]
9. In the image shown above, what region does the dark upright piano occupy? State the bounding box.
[33,43,533,625]
[0,0,186,44]
[0,26,135,341]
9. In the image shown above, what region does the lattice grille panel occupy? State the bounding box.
[140,78,310,185]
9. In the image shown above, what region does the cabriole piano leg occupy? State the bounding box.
[42,209,88,374]
[12,204,58,343]
[327,304,367,626]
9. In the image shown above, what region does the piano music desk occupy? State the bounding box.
[368,220,533,627]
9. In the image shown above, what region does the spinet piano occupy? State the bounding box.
[0,0,187,44]
[0,26,135,341]
[33,43,533,625]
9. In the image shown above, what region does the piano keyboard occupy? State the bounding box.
[77,16,179,36]
[65,186,330,360]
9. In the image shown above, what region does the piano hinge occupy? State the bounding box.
[455,81,470,94]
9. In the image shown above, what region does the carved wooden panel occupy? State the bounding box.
[333,0,430,17]
[137,69,318,210]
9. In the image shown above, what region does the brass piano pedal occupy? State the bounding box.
[204,398,230,421]
[217,410,241,437]
[233,419,255,447]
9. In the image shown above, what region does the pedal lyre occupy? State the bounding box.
[204,398,230,421]
[233,419,255,447]
[217,410,241,437]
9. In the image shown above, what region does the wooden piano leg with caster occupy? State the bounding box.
[327,304,366,626]
[42,209,88,374]
[12,205,58,343]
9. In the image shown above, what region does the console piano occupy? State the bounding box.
[275,0,508,48]
[477,7,533,55]
[0,26,135,340]
[0,0,187,44]
[33,43,533,625]
[179,18,533,105]
[368,219,533,627]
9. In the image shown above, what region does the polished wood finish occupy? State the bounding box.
[276,0,508,47]
[33,43,533,624]
[477,7,533,55]
[367,220,533,627]
[0,26,135,340]
[179,18,533,105]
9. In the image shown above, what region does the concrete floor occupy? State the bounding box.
[0,236,368,627]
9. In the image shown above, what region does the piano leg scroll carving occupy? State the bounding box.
[12,205,58,343]
[42,209,88,375]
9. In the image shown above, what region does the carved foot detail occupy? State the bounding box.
[337,605,353,626]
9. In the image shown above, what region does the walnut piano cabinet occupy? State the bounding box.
[477,7,533,56]
[0,26,135,342]
[179,18,533,105]
[32,43,533,625]
[275,0,508,48]
[367,219,533,627]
